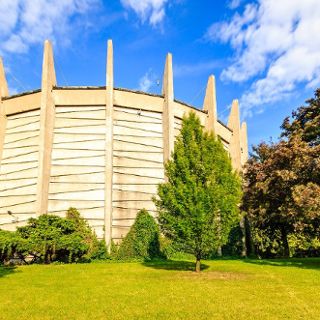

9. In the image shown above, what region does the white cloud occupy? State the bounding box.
[121,0,168,26]
[0,0,19,35]
[0,0,99,54]
[228,0,242,9]
[206,0,320,117]
[139,69,156,92]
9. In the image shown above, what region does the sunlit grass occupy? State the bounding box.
[0,258,319,320]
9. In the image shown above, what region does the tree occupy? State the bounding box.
[243,91,320,257]
[281,89,320,146]
[154,112,242,272]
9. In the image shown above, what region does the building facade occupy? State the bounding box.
[0,40,248,245]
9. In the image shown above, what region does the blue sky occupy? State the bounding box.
[1,0,320,150]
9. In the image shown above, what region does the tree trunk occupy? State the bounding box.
[216,210,222,257]
[245,216,255,256]
[44,251,50,264]
[195,258,201,273]
[239,217,247,258]
[281,227,290,258]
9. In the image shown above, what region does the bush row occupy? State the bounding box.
[3,207,275,265]
[1,208,175,265]
[0,208,108,264]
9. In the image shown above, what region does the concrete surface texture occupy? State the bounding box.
[0,40,248,244]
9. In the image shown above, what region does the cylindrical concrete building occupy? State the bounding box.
[0,40,248,245]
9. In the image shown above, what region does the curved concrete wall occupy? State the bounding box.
[0,40,248,243]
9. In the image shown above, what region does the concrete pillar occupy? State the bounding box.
[203,75,221,253]
[203,75,218,134]
[36,40,57,215]
[104,40,114,248]
[240,122,248,166]
[0,57,9,165]
[228,102,248,256]
[162,53,175,164]
[227,99,242,172]
[0,58,8,98]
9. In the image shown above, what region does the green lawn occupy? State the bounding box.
[0,258,319,320]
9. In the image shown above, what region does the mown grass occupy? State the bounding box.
[0,258,319,320]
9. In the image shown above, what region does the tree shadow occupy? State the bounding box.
[243,258,320,271]
[142,259,210,271]
[0,266,17,278]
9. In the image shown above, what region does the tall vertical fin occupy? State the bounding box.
[0,57,9,166]
[0,58,9,98]
[240,122,248,166]
[162,53,175,165]
[105,39,114,248]
[36,40,57,215]
[203,75,218,134]
[228,99,242,171]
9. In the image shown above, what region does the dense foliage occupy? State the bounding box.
[0,230,28,264]
[114,209,161,260]
[243,90,320,257]
[155,112,242,271]
[0,208,107,264]
[281,88,320,146]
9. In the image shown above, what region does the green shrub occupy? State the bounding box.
[158,235,176,259]
[91,240,110,260]
[250,227,282,258]
[221,225,244,257]
[0,230,28,264]
[65,207,102,261]
[288,233,320,257]
[116,209,161,260]
[109,240,119,259]
[0,208,105,264]
[250,226,320,258]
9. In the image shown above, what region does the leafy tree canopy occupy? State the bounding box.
[243,90,320,257]
[281,89,320,146]
[155,112,242,271]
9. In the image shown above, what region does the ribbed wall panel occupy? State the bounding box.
[112,106,164,239]
[174,117,183,139]
[0,109,40,228]
[48,106,106,238]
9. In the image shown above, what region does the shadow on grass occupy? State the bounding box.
[243,258,320,271]
[0,266,17,278]
[142,259,209,271]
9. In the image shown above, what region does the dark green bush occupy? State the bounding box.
[65,207,102,261]
[221,225,244,257]
[90,240,110,260]
[0,230,28,264]
[116,209,161,260]
[1,208,107,264]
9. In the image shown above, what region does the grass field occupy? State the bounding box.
[0,258,319,320]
